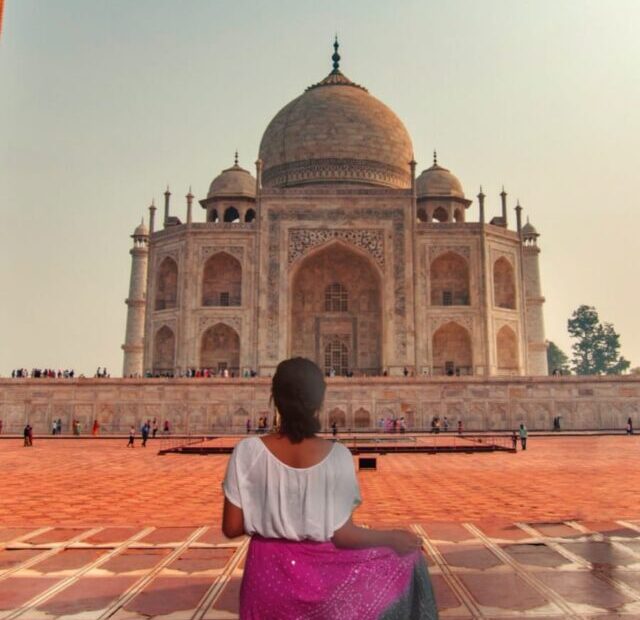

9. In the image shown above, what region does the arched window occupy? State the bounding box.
[245,208,256,223]
[209,209,219,223]
[432,322,472,376]
[153,326,175,373]
[432,206,449,223]
[202,252,242,306]
[224,206,240,223]
[200,323,240,374]
[493,257,516,309]
[324,282,348,312]
[324,340,349,376]
[328,407,346,427]
[354,407,371,428]
[497,325,519,372]
[155,257,178,310]
[417,208,428,223]
[430,252,470,306]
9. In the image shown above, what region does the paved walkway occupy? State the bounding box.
[0,436,638,617]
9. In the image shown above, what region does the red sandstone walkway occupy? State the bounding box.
[0,436,638,526]
[0,436,639,618]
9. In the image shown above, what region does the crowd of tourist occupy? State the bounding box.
[11,368,77,378]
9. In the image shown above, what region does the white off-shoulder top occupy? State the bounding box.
[223,436,362,542]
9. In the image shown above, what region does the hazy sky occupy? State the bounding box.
[1,0,638,376]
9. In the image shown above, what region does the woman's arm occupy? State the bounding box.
[331,517,421,555]
[222,498,246,538]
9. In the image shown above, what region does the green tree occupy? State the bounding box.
[567,305,630,375]
[546,341,570,375]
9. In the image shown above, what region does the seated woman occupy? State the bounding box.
[222,357,438,619]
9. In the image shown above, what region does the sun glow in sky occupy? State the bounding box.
[1,0,639,376]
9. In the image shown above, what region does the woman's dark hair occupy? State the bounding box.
[271,357,325,443]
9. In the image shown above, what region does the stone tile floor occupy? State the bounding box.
[0,436,639,618]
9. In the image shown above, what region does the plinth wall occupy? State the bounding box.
[1,376,639,434]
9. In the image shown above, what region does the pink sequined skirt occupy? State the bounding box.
[239,536,438,619]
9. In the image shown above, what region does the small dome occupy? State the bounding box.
[522,219,539,237]
[416,162,465,199]
[133,220,148,237]
[207,160,256,199]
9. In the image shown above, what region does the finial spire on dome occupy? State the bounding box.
[433,150,438,166]
[234,150,239,166]
[332,35,341,73]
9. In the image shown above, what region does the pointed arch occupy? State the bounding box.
[328,407,346,428]
[153,326,175,373]
[202,252,242,306]
[244,208,256,223]
[417,207,428,223]
[354,407,371,429]
[290,241,382,375]
[493,257,516,309]
[432,206,449,223]
[200,323,240,373]
[432,321,472,376]
[497,325,519,372]
[430,251,470,306]
[223,206,240,222]
[155,257,178,310]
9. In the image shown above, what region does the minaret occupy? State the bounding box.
[521,216,548,375]
[122,219,149,377]
[500,187,508,227]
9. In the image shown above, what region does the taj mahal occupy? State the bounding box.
[121,40,547,380]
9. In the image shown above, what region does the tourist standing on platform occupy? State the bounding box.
[127,425,135,448]
[163,420,170,435]
[519,423,528,450]
[0,420,3,435]
[511,431,518,451]
[221,357,437,618]
[443,417,449,432]
[141,421,150,447]
[331,420,338,437]
[23,424,33,446]
[92,420,99,436]
[56,418,62,435]
[457,419,463,435]
[627,417,633,435]
[246,418,252,434]
[152,418,158,438]
[51,420,57,435]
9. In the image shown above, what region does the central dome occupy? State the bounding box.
[259,43,413,189]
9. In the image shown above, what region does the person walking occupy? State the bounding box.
[92,419,99,436]
[246,418,252,434]
[163,420,170,436]
[627,417,633,435]
[519,423,528,451]
[152,418,158,438]
[52,420,57,435]
[23,424,31,447]
[457,419,463,435]
[141,421,150,447]
[331,420,338,437]
[56,418,62,435]
[511,430,518,451]
[127,425,135,448]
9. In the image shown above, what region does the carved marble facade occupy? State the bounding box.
[123,46,547,378]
